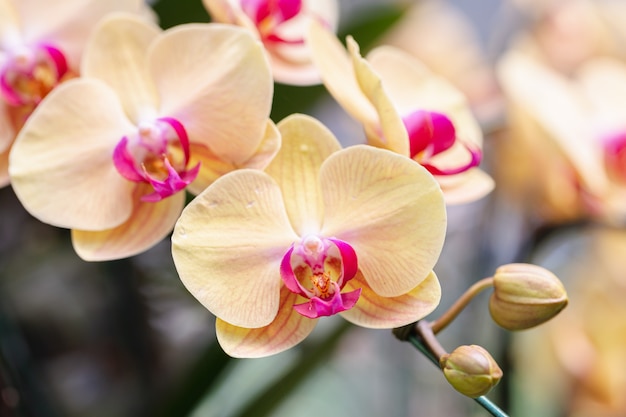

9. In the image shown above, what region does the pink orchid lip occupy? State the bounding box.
[0,43,68,106]
[403,110,482,176]
[602,131,626,182]
[240,0,309,45]
[112,117,200,202]
[280,235,361,319]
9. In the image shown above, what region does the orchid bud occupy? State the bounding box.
[440,345,503,398]
[489,263,568,330]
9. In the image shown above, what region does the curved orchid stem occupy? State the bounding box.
[430,277,494,334]
[393,321,509,417]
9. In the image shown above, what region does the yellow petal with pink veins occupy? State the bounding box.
[215,287,317,358]
[320,145,446,297]
[82,14,161,124]
[340,271,441,328]
[172,169,299,328]
[265,114,340,236]
[151,24,273,166]
[9,78,136,230]
[72,184,184,261]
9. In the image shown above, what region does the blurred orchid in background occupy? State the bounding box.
[9,14,278,261]
[0,0,150,186]
[172,114,446,357]
[307,20,494,205]
[202,0,338,85]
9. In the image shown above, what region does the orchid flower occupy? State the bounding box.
[203,0,338,85]
[497,50,626,223]
[307,21,494,205]
[171,114,446,358]
[0,0,150,187]
[9,15,278,261]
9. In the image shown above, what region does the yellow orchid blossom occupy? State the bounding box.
[172,114,446,358]
[9,15,278,261]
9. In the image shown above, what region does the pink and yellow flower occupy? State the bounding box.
[9,15,278,261]
[171,114,446,358]
[306,21,494,205]
[203,0,338,85]
[497,51,626,224]
[0,0,150,186]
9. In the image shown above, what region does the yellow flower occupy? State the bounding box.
[172,114,446,357]
[9,15,278,261]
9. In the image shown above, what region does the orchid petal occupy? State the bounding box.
[340,271,441,328]
[319,145,446,297]
[306,20,378,126]
[215,286,317,358]
[0,0,20,47]
[497,51,609,193]
[0,100,14,153]
[82,14,161,124]
[9,78,136,230]
[150,24,272,165]
[265,114,340,236]
[72,184,184,261]
[346,38,409,155]
[366,46,484,151]
[438,168,495,205]
[172,169,299,328]
[15,0,144,70]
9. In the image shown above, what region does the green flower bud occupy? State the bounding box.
[489,263,568,330]
[440,345,503,398]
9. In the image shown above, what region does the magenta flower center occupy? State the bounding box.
[602,131,626,183]
[241,0,305,44]
[280,235,361,319]
[403,110,482,176]
[112,117,200,202]
[0,43,68,106]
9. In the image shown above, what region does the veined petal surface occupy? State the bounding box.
[9,78,135,230]
[307,20,378,127]
[320,145,446,297]
[265,114,339,236]
[341,271,441,328]
[215,286,317,358]
[15,0,145,70]
[82,14,161,124]
[72,184,184,261]
[151,24,272,165]
[172,169,299,328]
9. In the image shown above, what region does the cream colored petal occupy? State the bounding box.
[497,51,609,193]
[366,45,483,149]
[82,14,161,124]
[9,78,135,230]
[438,168,495,205]
[172,169,299,329]
[72,185,184,261]
[186,120,280,195]
[16,0,144,70]
[347,38,409,156]
[0,0,20,47]
[215,286,317,358]
[269,53,322,86]
[265,114,340,236]
[151,24,272,165]
[202,0,242,25]
[578,58,626,124]
[341,270,440,328]
[320,145,446,297]
[307,20,378,126]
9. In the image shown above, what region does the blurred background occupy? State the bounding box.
[3,0,626,416]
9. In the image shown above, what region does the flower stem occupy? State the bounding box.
[430,277,494,334]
